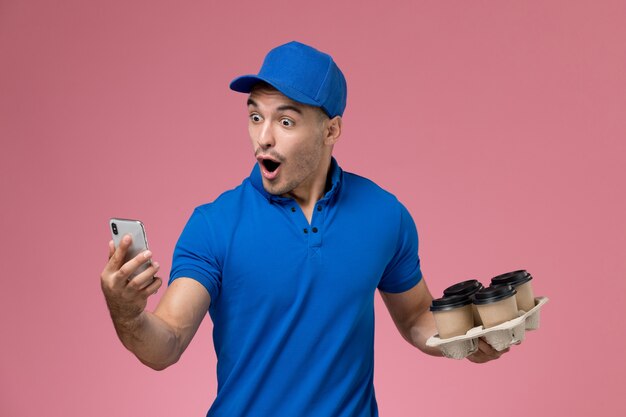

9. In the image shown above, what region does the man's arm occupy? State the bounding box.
[101,235,211,370]
[380,278,508,363]
[380,279,442,356]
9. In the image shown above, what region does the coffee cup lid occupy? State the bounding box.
[430,294,473,312]
[443,279,484,298]
[491,270,532,288]
[473,285,517,305]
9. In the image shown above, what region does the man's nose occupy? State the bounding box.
[257,122,275,149]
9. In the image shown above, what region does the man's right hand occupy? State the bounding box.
[100,234,162,328]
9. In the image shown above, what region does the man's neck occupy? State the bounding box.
[283,157,332,223]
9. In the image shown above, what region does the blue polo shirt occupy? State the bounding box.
[170,158,422,417]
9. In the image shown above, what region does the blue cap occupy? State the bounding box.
[230,41,347,118]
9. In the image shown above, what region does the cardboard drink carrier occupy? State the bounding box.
[427,296,548,359]
[427,270,548,359]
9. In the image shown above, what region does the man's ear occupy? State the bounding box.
[324,116,342,145]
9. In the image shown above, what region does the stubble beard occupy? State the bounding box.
[263,139,325,197]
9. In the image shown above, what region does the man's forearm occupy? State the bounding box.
[380,281,443,357]
[112,311,181,370]
[405,310,442,357]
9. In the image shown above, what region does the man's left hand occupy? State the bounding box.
[466,338,509,364]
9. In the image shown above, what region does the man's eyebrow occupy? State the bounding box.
[246,99,303,115]
[276,105,303,115]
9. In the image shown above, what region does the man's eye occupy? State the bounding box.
[250,114,262,123]
[280,118,294,127]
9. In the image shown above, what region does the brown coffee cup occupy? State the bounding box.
[430,295,475,339]
[491,270,535,312]
[443,279,484,326]
[473,285,519,328]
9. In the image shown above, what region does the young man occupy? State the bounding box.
[101,41,506,417]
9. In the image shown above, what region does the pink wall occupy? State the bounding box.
[1,1,625,416]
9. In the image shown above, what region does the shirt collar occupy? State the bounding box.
[249,157,343,205]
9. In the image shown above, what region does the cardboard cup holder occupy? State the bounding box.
[426,296,548,360]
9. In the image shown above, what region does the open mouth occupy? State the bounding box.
[260,158,281,173]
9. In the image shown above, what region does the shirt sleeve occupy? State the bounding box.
[169,206,222,302]
[377,202,423,293]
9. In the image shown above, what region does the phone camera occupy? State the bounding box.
[111,223,118,235]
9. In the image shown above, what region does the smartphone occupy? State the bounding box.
[109,218,152,279]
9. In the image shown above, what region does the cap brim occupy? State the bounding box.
[229,75,321,109]
[229,75,263,93]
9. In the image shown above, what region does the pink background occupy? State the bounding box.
[1,1,625,416]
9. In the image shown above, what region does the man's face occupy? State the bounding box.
[247,86,331,197]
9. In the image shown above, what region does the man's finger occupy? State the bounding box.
[466,338,511,364]
[127,262,160,290]
[477,339,497,355]
[477,339,508,358]
[107,234,133,271]
[108,240,115,260]
[115,248,153,283]
[143,276,163,296]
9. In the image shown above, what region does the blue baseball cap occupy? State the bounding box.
[229,41,347,118]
